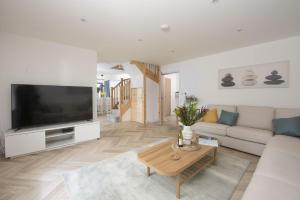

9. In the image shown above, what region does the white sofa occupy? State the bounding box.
[242,135,300,200]
[192,104,300,200]
[192,105,300,156]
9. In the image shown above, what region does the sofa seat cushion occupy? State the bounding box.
[191,122,229,136]
[266,135,300,157]
[227,126,273,144]
[242,135,300,200]
[237,105,274,130]
[255,147,300,188]
[242,174,299,200]
[254,135,300,188]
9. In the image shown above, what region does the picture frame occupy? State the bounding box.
[218,60,289,89]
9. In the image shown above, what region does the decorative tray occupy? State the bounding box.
[171,141,201,152]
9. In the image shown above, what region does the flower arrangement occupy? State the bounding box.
[174,95,207,126]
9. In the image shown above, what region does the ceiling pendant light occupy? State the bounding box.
[160,24,170,32]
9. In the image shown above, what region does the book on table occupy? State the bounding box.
[198,135,219,147]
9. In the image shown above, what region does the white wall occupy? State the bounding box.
[97,62,131,87]
[0,32,98,135]
[146,78,159,122]
[97,62,143,88]
[123,63,144,88]
[98,73,130,87]
[164,73,179,113]
[162,36,300,109]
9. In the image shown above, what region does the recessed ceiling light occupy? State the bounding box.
[80,18,87,22]
[160,24,170,32]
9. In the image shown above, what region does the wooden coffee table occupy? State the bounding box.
[138,140,217,199]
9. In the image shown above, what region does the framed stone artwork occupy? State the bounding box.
[219,60,289,89]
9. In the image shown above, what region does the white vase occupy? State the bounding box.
[182,126,193,145]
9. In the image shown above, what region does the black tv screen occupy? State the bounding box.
[11,84,93,129]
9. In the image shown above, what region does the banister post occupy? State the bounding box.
[111,87,114,109]
[129,79,131,101]
[120,78,124,104]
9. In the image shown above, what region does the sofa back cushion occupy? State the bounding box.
[237,105,275,130]
[208,105,237,118]
[275,108,300,118]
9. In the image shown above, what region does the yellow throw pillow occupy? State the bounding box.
[202,109,218,123]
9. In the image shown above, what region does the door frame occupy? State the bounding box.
[160,72,180,125]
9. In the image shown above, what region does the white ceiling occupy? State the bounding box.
[97,63,126,76]
[1,0,300,65]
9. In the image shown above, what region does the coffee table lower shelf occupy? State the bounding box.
[146,154,215,199]
[138,140,217,199]
[180,155,214,183]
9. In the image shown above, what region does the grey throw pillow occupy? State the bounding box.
[217,110,239,126]
[273,116,300,137]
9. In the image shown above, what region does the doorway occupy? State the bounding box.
[161,73,180,123]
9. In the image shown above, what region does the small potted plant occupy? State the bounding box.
[174,96,207,145]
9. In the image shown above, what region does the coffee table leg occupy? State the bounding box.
[213,147,217,164]
[176,175,181,199]
[147,167,150,176]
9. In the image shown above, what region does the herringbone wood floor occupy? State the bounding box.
[0,116,258,200]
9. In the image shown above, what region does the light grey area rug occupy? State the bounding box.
[64,150,250,200]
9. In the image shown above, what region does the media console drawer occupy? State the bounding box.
[75,122,100,143]
[5,131,46,157]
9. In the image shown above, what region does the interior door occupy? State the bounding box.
[163,78,171,117]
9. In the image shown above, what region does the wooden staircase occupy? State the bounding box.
[130,60,161,125]
[111,78,131,119]
[130,60,160,83]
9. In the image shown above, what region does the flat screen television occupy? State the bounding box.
[11,84,93,129]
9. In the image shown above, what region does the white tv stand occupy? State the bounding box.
[4,120,100,158]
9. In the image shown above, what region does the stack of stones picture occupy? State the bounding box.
[219,60,289,89]
[264,70,285,85]
[242,70,257,86]
[221,73,235,87]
